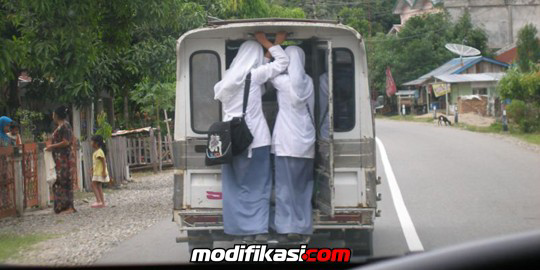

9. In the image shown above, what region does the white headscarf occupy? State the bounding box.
[214,41,264,102]
[284,46,311,103]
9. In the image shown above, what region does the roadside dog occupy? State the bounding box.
[438,115,452,126]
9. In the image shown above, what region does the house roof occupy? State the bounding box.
[495,46,517,64]
[434,73,506,83]
[112,127,153,137]
[393,0,443,14]
[402,56,509,86]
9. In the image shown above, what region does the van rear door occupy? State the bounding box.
[315,41,335,217]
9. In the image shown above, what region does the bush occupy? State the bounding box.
[95,112,112,140]
[15,109,44,143]
[506,100,527,123]
[507,100,540,133]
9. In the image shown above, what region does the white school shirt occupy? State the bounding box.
[270,74,316,159]
[214,45,289,157]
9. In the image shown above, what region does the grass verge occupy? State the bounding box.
[379,115,540,146]
[377,114,434,123]
[458,122,540,145]
[0,233,56,262]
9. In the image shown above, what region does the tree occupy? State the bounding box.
[365,11,490,96]
[450,10,490,57]
[498,64,540,133]
[499,65,540,104]
[0,0,306,128]
[338,7,370,35]
[516,23,540,72]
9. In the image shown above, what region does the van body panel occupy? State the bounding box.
[173,20,377,234]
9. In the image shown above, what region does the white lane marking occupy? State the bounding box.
[376,137,424,252]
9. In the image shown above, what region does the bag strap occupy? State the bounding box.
[242,72,252,117]
[318,104,329,132]
[306,103,315,127]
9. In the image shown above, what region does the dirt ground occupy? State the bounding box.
[414,112,495,127]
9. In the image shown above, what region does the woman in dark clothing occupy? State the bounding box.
[45,106,76,214]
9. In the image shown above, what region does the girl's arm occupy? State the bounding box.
[98,156,107,177]
[251,32,289,85]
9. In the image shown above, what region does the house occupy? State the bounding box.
[445,0,540,49]
[396,90,419,115]
[403,56,509,116]
[495,43,518,64]
[389,0,443,35]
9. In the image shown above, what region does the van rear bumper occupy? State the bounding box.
[173,208,375,232]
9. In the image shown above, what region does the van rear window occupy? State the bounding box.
[333,48,355,132]
[190,51,221,134]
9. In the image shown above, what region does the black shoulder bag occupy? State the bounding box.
[205,73,254,166]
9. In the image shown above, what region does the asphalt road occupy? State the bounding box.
[96,119,540,265]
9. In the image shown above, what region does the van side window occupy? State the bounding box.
[333,49,355,132]
[190,51,221,133]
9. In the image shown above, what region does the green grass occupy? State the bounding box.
[457,122,540,145]
[0,233,56,262]
[379,114,434,123]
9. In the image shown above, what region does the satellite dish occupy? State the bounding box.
[445,43,481,57]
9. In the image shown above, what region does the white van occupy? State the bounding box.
[172,18,380,256]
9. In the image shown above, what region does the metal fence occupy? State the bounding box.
[0,147,16,218]
[0,144,57,219]
[22,143,39,208]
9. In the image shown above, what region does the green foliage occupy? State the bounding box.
[95,112,112,140]
[505,99,540,133]
[223,0,304,19]
[499,64,540,133]
[366,11,490,95]
[516,24,540,72]
[15,109,44,142]
[499,65,540,104]
[450,10,490,57]
[338,7,370,35]
[506,100,527,124]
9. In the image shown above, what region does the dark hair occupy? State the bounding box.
[9,121,19,129]
[54,105,69,120]
[91,135,107,154]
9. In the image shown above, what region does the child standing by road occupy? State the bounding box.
[91,135,109,208]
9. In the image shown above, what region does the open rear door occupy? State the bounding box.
[315,41,335,216]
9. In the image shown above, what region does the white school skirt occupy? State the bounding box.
[92,175,110,183]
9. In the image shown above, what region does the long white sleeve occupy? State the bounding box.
[251,45,289,85]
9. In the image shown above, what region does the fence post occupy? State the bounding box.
[81,140,93,192]
[158,127,162,172]
[149,128,158,172]
[37,144,48,209]
[13,149,24,216]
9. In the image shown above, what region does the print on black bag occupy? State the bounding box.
[205,73,253,166]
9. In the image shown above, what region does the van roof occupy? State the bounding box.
[207,18,339,26]
[177,19,362,44]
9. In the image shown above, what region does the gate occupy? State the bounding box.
[22,143,39,208]
[0,147,16,218]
